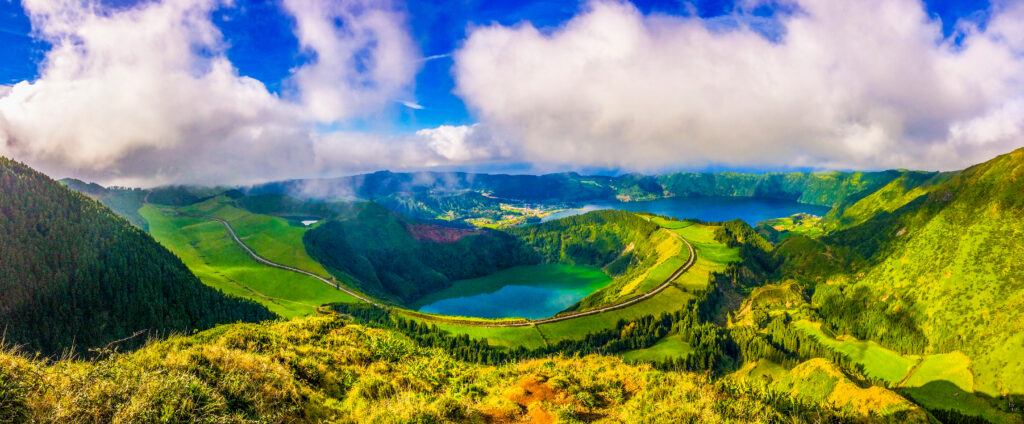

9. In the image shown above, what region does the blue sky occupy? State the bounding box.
[0,0,993,128]
[0,0,1020,186]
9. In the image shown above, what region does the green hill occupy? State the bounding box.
[771,148,1024,404]
[0,158,273,356]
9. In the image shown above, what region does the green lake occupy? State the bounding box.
[413,264,612,319]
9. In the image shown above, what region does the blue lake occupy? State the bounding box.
[414,264,611,319]
[418,197,831,319]
[543,196,831,225]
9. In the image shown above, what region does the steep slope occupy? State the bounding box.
[778,148,1024,398]
[0,158,273,355]
[59,178,149,229]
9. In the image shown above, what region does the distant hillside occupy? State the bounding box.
[774,148,1024,398]
[59,178,149,230]
[1,158,273,355]
[246,169,907,207]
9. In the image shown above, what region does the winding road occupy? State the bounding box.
[206,215,696,328]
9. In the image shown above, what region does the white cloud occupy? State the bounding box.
[282,0,420,122]
[415,124,516,163]
[453,0,1024,171]
[0,0,428,186]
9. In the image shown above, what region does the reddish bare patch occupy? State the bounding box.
[506,376,567,405]
[405,223,478,243]
[481,376,573,423]
[525,404,555,424]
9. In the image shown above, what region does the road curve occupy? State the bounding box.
[208,216,696,328]
[206,217,388,309]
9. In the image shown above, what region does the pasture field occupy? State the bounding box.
[430,323,547,350]
[142,205,357,318]
[620,334,694,362]
[178,198,332,276]
[648,216,693,229]
[793,320,918,383]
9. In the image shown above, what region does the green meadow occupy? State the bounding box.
[793,320,918,383]
[142,205,357,318]
[178,198,332,276]
[620,334,694,363]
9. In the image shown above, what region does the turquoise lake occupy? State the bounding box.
[414,264,611,319]
[419,197,830,319]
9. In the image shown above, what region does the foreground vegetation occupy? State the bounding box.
[0,314,927,423]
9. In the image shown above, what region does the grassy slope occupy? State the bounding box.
[0,314,927,424]
[142,205,357,318]
[180,198,333,277]
[794,320,918,383]
[619,335,694,363]
[793,320,1021,422]
[762,149,1024,411]
[838,150,1024,397]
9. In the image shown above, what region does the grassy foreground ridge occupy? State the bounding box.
[0,314,928,423]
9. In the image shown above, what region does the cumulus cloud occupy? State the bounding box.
[453,0,1024,171]
[282,0,420,122]
[0,0,434,186]
[415,124,515,162]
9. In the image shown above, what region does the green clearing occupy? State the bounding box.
[431,323,548,350]
[620,334,693,362]
[903,352,974,392]
[731,359,791,383]
[648,216,693,229]
[793,319,1020,422]
[142,205,357,318]
[793,320,917,383]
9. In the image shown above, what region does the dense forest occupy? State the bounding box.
[59,178,149,229]
[0,158,273,356]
